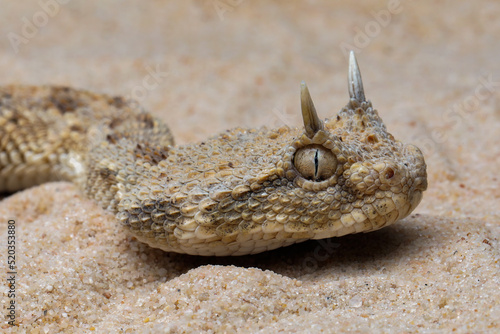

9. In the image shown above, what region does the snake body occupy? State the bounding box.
[0,53,427,256]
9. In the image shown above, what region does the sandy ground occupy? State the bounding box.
[0,0,499,332]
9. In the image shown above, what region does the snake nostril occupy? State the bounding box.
[385,167,394,179]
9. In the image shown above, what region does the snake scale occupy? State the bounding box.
[0,53,427,256]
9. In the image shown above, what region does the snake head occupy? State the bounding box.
[281,52,427,238]
[113,52,427,255]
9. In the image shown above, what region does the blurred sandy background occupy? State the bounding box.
[0,1,498,332]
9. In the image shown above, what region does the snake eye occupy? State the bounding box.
[293,144,337,181]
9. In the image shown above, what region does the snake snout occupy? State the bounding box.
[400,144,427,217]
[403,144,428,192]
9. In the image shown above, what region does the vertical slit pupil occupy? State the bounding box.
[314,149,319,180]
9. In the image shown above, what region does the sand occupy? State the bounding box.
[0,1,498,332]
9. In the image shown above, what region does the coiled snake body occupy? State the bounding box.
[0,53,427,256]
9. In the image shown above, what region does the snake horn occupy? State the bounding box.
[348,51,366,102]
[300,81,323,137]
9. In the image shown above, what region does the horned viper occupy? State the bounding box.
[0,52,427,256]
